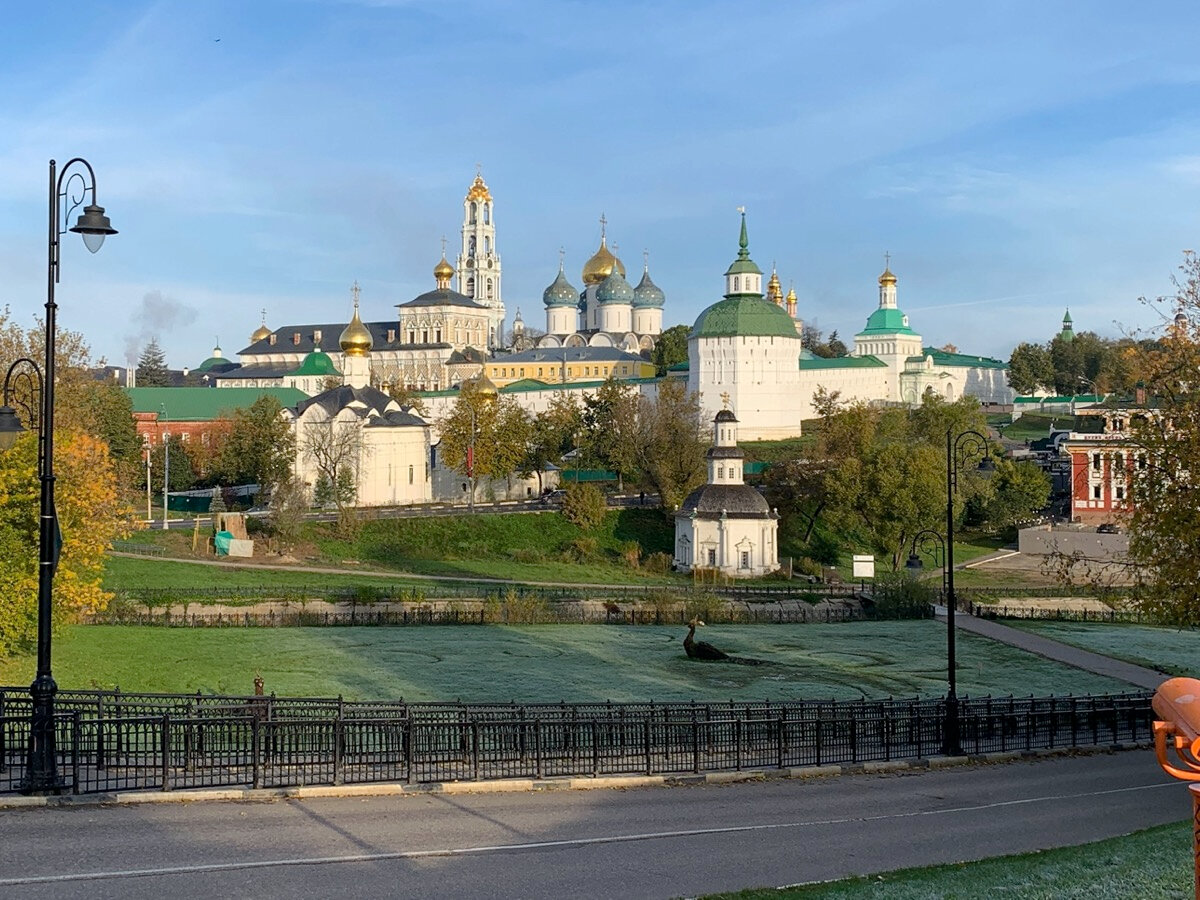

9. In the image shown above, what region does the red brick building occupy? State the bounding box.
[1059,407,1145,525]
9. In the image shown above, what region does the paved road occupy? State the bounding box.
[0,752,1186,899]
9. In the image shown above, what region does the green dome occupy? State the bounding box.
[291,349,340,377]
[542,266,578,308]
[857,307,917,336]
[691,295,798,339]
[596,266,634,304]
[633,269,665,308]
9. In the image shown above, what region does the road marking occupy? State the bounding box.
[0,781,1174,886]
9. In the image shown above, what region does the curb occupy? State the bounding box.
[0,741,1149,810]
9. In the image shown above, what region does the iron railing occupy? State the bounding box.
[0,688,1151,796]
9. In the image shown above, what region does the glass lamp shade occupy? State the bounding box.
[905,553,923,572]
[70,204,117,254]
[0,405,27,451]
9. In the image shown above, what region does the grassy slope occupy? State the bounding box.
[103,556,432,592]
[707,820,1191,899]
[994,413,1060,443]
[110,509,679,586]
[0,622,1129,700]
[1012,622,1196,677]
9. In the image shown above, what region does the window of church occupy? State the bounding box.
[740,551,750,569]
[538,368,543,377]
[436,329,442,343]
[470,202,477,224]
[423,330,428,343]
[718,466,724,479]
[707,549,716,566]
[486,279,494,299]
[409,465,414,485]
[484,203,490,224]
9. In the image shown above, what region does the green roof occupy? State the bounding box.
[290,350,340,376]
[723,212,762,278]
[799,354,888,370]
[856,307,917,336]
[1014,394,1103,404]
[194,355,229,373]
[909,347,1007,370]
[667,360,689,372]
[692,296,798,339]
[127,387,308,421]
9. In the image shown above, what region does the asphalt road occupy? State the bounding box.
[0,751,1187,899]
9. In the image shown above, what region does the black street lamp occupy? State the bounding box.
[906,428,993,757]
[1,158,117,794]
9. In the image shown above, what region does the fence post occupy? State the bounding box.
[592,720,599,778]
[644,720,652,776]
[160,714,171,791]
[815,719,822,767]
[735,719,742,771]
[71,712,81,795]
[472,722,480,782]
[535,720,543,780]
[692,714,700,774]
[333,719,344,786]
[405,721,414,785]
[776,716,785,769]
[252,717,262,790]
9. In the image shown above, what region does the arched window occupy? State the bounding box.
[733,277,739,291]
[469,202,477,224]
[484,203,490,224]
[484,236,491,255]
[466,277,475,297]
[486,278,494,299]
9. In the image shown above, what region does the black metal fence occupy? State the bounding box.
[0,687,1151,796]
[962,602,1150,624]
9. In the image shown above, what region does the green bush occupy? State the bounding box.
[643,552,673,574]
[560,483,607,531]
[871,573,938,619]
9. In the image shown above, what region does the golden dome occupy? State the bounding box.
[766,268,783,304]
[467,372,498,397]
[251,323,271,343]
[785,287,797,302]
[434,255,454,281]
[339,302,373,357]
[878,267,897,286]
[582,238,625,285]
[466,174,491,202]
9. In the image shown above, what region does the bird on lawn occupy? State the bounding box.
[683,618,730,661]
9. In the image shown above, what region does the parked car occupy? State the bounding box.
[539,489,568,507]
[1097,523,1121,534]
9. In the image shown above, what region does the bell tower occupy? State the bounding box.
[456,166,504,348]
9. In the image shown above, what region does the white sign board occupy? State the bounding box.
[852,554,875,579]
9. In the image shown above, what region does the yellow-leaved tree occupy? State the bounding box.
[0,429,136,657]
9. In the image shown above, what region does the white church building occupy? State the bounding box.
[674,409,779,577]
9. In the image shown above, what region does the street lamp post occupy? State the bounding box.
[143,437,152,521]
[161,407,170,529]
[0,158,117,794]
[906,428,993,757]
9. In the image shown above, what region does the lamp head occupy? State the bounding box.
[977,455,996,478]
[0,405,27,451]
[70,203,118,253]
[905,552,923,571]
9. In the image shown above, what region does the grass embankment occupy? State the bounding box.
[706,820,1190,899]
[114,508,678,586]
[993,413,1059,443]
[103,555,431,592]
[0,622,1131,700]
[1012,622,1195,677]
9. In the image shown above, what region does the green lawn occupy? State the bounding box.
[103,555,435,592]
[706,820,1191,899]
[0,622,1131,700]
[1012,621,1197,677]
[994,413,1060,443]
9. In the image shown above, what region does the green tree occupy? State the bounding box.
[634,379,706,511]
[1007,342,1054,395]
[650,324,689,375]
[150,435,197,492]
[214,395,296,497]
[135,338,170,387]
[579,377,639,490]
[1122,252,1200,624]
[977,459,1050,533]
[560,482,606,531]
[437,386,530,500]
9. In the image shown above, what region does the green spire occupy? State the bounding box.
[1063,308,1073,324]
[724,209,762,279]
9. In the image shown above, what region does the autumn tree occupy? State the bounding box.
[650,324,690,375]
[0,430,135,656]
[438,385,531,501]
[214,395,296,498]
[579,377,639,490]
[523,392,582,492]
[634,379,707,511]
[136,338,170,387]
[1121,252,1200,624]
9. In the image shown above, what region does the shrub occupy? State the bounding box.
[512,548,546,564]
[643,552,673,574]
[619,540,641,569]
[565,537,599,562]
[560,483,607,532]
[684,591,733,624]
[871,573,938,619]
[795,557,825,580]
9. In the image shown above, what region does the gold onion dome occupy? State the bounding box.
[785,287,797,302]
[582,238,625,285]
[339,302,373,357]
[466,174,492,202]
[250,322,271,343]
[468,372,499,396]
[878,267,897,285]
[434,256,455,280]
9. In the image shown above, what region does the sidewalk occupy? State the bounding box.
[944,610,1165,690]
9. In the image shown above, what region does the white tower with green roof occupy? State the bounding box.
[687,212,802,440]
[852,262,923,401]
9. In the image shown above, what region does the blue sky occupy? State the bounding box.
[2,1,1198,369]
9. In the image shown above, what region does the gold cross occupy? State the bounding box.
[884,251,891,268]
[720,391,731,409]
[351,280,360,308]
[599,213,607,239]
[441,235,447,256]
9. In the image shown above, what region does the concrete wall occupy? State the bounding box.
[1018,524,1129,558]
